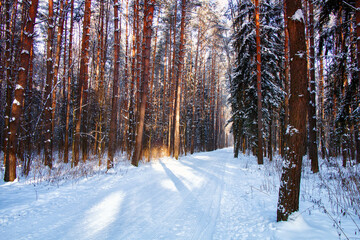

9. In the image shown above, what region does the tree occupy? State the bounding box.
[64,0,74,164]
[43,0,54,168]
[73,0,91,166]
[307,0,319,173]
[277,0,308,221]
[132,0,155,166]
[0,0,228,176]
[4,0,39,181]
[173,0,187,160]
[108,0,121,169]
[317,0,359,165]
[255,0,263,165]
[355,0,360,164]
[230,0,284,158]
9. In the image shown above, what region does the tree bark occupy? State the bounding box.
[127,0,139,157]
[108,0,121,169]
[44,0,54,168]
[73,0,91,166]
[283,0,290,158]
[64,0,74,164]
[4,0,39,182]
[277,0,308,221]
[51,0,66,152]
[3,0,13,166]
[355,0,360,164]
[255,0,263,164]
[308,0,319,173]
[190,25,201,154]
[132,0,155,166]
[173,0,187,160]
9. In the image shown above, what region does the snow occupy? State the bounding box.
[286,125,299,135]
[15,84,24,90]
[12,99,21,106]
[0,148,359,239]
[291,9,305,23]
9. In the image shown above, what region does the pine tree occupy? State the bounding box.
[230,0,284,159]
[108,0,121,169]
[4,0,39,182]
[132,0,156,166]
[73,0,91,166]
[277,0,308,221]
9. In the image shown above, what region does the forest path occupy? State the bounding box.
[1,148,280,239]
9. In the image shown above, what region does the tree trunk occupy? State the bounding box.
[3,0,13,166]
[23,44,34,175]
[108,0,121,169]
[51,0,66,153]
[131,0,155,166]
[277,0,308,221]
[122,0,130,153]
[64,0,74,164]
[169,3,178,156]
[356,0,360,164]
[318,54,327,159]
[64,0,74,163]
[255,0,263,164]
[190,25,201,154]
[128,0,139,157]
[44,0,54,168]
[283,0,290,158]
[4,0,39,182]
[308,0,319,173]
[73,0,91,166]
[173,0,187,160]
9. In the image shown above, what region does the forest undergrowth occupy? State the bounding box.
[0,151,130,186]
[239,150,360,239]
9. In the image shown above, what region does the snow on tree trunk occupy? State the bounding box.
[277,0,308,221]
[5,0,39,182]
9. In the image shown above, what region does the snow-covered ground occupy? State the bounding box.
[1,148,359,239]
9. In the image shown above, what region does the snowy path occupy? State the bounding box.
[0,148,350,239]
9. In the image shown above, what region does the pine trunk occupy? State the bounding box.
[190,25,201,154]
[64,0,74,164]
[308,0,319,173]
[73,0,91,166]
[3,0,13,166]
[131,0,155,166]
[283,0,290,157]
[5,0,39,182]
[173,0,187,160]
[277,0,308,221]
[356,0,360,164]
[44,0,54,168]
[51,0,66,152]
[255,0,263,164]
[127,0,139,157]
[108,0,121,169]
